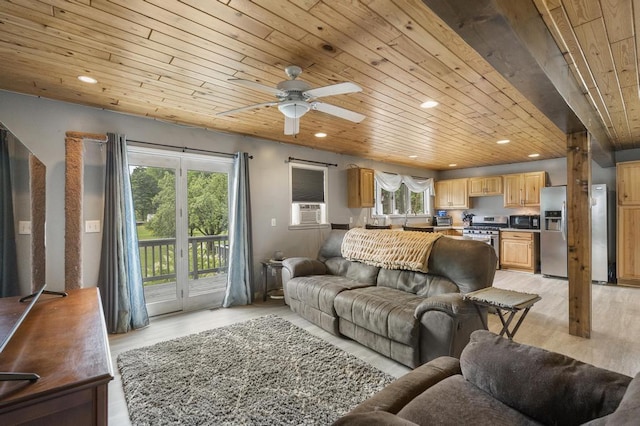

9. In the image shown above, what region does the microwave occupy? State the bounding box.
[509,215,540,229]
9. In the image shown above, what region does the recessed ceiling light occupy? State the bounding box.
[77,75,97,84]
[528,153,540,158]
[314,132,327,138]
[497,139,510,144]
[409,155,418,159]
[449,163,457,167]
[420,100,439,109]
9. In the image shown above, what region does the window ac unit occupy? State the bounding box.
[299,204,321,224]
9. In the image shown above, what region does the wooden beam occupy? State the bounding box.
[422,0,614,167]
[567,131,591,338]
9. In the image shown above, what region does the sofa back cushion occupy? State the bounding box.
[584,371,640,425]
[376,269,458,296]
[427,238,497,294]
[317,230,348,262]
[324,257,351,276]
[461,330,631,426]
[346,262,380,285]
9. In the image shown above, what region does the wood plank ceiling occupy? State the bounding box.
[0,0,636,170]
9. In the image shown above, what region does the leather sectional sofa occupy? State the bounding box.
[281,230,498,368]
[334,330,638,425]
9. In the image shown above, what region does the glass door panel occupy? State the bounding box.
[183,157,231,311]
[128,148,232,316]
[128,152,181,316]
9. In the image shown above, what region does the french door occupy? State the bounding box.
[128,147,232,316]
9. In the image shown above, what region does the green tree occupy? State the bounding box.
[130,167,160,221]
[146,170,228,238]
[187,171,228,236]
[147,171,176,238]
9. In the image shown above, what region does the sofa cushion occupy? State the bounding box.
[334,286,423,345]
[376,268,458,296]
[584,371,640,425]
[325,257,352,276]
[333,411,418,426]
[427,238,497,294]
[286,275,373,315]
[461,330,632,426]
[317,230,348,262]
[396,375,540,426]
[345,262,380,285]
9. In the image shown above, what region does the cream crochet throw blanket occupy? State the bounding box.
[341,228,442,273]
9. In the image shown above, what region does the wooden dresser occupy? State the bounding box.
[0,288,113,425]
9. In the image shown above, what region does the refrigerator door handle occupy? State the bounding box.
[561,201,567,241]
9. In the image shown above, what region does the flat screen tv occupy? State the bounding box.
[0,284,66,382]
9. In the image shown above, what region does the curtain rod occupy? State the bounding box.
[287,157,338,167]
[127,139,253,159]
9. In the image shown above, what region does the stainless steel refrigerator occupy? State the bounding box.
[540,184,615,282]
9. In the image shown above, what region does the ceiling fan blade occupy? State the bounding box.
[216,102,278,117]
[304,82,362,99]
[311,102,366,123]
[284,116,300,135]
[228,79,284,96]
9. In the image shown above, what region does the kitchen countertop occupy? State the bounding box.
[501,228,541,233]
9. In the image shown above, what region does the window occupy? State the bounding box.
[289,163,328,226]
[375,182,432,216]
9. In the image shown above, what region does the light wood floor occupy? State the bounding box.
[107,270,640,425]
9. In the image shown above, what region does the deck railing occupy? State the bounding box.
[138,235,229,284]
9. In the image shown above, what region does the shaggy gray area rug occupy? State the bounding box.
[118,315,395,425]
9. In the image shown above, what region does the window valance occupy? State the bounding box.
[374,170,434,194]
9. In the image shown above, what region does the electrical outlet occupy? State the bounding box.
[349,217,353,224]
[271,218,276,227]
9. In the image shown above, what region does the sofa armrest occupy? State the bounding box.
[346,356,461,416]
[282,257,326,280]
[413,293,476,318]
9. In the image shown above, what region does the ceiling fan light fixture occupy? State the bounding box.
[278,101,310,118]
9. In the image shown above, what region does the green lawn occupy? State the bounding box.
[136,223,159,240]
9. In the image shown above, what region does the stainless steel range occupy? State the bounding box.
[462,215,509,268]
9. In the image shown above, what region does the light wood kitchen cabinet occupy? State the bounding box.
[503,171,546,208]
[617,161,640,286]
[617,160,640,205]
[469,176,503,196]
[500,231,539,273]
[347,167,374,208]
[435,178,469,209]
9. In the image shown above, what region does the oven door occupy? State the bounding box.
[464,234,492,244]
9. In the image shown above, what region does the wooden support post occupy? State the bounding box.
[567,131,591,338]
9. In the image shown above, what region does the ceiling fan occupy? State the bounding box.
[216,65,365,136]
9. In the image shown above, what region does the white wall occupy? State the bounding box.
[0,90,436,293]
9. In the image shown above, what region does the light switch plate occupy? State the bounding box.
[85,220,101,233]
[18,221,31,235]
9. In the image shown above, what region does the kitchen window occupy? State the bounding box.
[289,163,328,227]
[373,171,434,217]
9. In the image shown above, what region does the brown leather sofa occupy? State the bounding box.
[334,330,638,425]
[282,230,498,368]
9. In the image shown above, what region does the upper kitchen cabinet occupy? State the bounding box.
[617,160,640,205]
[435,178,469,209]
[347,167,375,208]
[503,172,546,208]
[469,176,503,197]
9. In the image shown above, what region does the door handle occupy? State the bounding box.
[561,201,566,241]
